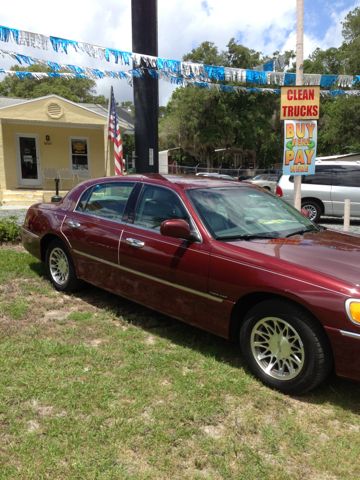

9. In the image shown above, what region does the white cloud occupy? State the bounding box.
[1,0,359,105]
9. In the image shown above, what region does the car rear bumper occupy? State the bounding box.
[21,227,42,260]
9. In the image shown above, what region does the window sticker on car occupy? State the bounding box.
[258,219,298,224]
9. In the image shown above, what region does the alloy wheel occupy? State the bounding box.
[250,317,305,380]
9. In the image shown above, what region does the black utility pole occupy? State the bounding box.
[131,0,159,173]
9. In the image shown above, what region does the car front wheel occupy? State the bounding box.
[301,200,321,223]
[45,239,84,292]
[240,299,332,394]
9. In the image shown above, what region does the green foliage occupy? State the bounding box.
[0,217,21,243]
[160,86,281,167]
[303,47,345,75]
[0,65,99,102]
[123,133,135,162]
[183,40,223,65]
[318,95,360,155]
[223,38,262,69]
[342,6,360,43]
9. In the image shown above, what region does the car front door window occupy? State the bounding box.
[134,185,189,230]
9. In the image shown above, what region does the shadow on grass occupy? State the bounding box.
[29,261,47,279]
[58,282,360,414]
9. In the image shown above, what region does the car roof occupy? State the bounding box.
[93,174,243,191]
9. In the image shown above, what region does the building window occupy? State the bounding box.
[69,137,90,171]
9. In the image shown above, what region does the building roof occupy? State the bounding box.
[316,153,360,161]
[0,96,134,132]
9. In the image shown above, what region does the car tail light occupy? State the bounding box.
[276,186,283,197]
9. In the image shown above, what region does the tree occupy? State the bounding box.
[341,7,360,76]
[342,7,360,43]
[182,41,224,65]
[318,95,360,155]
[303,47,344,75]
[160,87,237,168]
[0,65,99,102]
[223,38,262,69]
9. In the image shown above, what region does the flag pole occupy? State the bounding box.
[104,86,113,177]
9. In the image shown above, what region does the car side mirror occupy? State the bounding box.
[160,219,198,241]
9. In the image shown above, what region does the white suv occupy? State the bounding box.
[276,160,360,222]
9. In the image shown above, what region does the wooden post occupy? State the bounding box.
[294,0,303,211]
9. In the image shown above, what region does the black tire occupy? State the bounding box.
[240,299,333,395]
[45,239,84,292]
[301,200,322,223]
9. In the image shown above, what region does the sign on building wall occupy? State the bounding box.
[280,86,320,120]
[283,120,317,175]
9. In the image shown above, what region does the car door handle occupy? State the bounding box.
[125,238,145,248]
[67,220,81,229]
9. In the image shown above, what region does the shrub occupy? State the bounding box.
[0,217,21,243]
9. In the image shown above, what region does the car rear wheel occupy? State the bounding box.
[45,239,84,292]
[240,299,332,394]
[301,200,321,223]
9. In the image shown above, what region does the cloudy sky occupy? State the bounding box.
[1,0,360,105]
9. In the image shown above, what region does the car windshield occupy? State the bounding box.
[186,186,319,240]
[252,175,265,180]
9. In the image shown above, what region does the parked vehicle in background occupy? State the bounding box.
[238,174,253,181]
[243,174,281,194]
[21,174,360,395]
[196,173,237,180]
[276,160,360,222]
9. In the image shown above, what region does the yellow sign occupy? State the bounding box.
[280,86,320,120]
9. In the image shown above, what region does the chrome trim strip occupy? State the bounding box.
[69,209,128,226]
[60,215,72,249]
[345,298,360,326]
[118,229,124,265]
[210,253,352,297]
[340,330,360,339]
[73,249,223,303]
[21,227,39,238]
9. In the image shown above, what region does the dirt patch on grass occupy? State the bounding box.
[0,243,26,253]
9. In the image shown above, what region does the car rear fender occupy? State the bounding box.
[40,233,67,263]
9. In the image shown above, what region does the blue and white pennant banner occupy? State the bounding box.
[1,24,359,88]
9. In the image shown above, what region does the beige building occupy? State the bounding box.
[0,95,133,205]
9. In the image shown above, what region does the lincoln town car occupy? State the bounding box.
[21,175,360,394]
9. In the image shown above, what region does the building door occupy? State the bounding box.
[15,134,42,187]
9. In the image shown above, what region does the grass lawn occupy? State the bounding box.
[1,245,360,479]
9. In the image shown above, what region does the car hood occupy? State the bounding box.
[224,229,360,290]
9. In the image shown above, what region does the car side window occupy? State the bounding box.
[134,185,189,230]
[76,187,93,212]
[76,182,135,221]
[332,166,360,187]
[300,165,333,185]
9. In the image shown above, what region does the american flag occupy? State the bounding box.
[108,87,123,176]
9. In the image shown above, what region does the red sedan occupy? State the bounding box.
[21,174,360,394]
